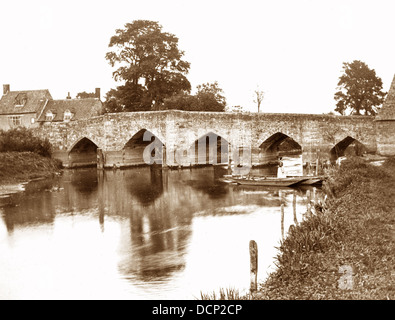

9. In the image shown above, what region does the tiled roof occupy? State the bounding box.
[376,74,395,120]
[0,90,52,114]
[37,98,102,122]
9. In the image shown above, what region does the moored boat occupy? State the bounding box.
[286,175,326,185]
[220,175,309,187]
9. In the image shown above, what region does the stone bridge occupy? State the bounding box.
[36,110,381,169]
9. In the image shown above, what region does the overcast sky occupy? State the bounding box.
[1,0,394,114]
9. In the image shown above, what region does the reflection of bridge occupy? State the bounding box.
[0,165,310,288]
[36,110,381,168]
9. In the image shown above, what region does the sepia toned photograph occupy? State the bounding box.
[0,0,394,306]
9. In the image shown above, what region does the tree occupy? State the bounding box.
[104,82,151,113]
[76,91,96,99]
[334,60,386,116]
[105,20,191,112]
[194,81,226,111]
[253,88,264,112]
[161,91,197,111]
[161,82,227,112]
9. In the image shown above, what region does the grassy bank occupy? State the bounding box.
[0,152,62,183]
[258,157,395,299]
[202,157,395,300]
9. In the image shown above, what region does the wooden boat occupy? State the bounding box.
[220,175,309,187]
[286,175,326,185]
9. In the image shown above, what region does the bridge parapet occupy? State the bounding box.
[34,110,379,168]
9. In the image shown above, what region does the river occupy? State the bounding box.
[0,165,320,300]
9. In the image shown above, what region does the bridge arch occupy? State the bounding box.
[118,127,165,150]
[190,132,229,165]
[68,136,101,153]
[330,136,367,160]
[68,137,99,168]
[258,132,302,164]
[122,129,165,166]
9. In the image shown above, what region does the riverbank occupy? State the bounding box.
[0,152,62,197]
[200,156,395,300]
[253,156,395,300]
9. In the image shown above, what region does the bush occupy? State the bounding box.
[0,152,62,182]
[0,127,52,157]
[322,156,387,198]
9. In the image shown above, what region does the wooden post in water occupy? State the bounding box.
[293,190,298,225]
[97,148,104,170]
[249,240,258,293]
[98,170,105,231]
[279,190,285,239]
[313,187,317,205]
[162,145,168,169]
[306,189,312,214]
[228,142,232,175]
[281,203,285,240]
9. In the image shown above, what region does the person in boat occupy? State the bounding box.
[277,157,286,178]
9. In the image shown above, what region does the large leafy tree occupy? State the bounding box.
[76,91,96,99]
[104,83,151,113]
[105,20,191,112]
[334,60,386,116]
[195,81,226,111]
[161,91,197,111]
[161,81,227,112]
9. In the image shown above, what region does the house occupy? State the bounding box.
[37,94,102,124]
[0,84,52,130]
[0,84,102,130]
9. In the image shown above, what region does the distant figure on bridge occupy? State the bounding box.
[277,157,286,178]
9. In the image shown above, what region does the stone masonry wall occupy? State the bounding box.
[35,110,378,167]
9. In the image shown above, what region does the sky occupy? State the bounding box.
[1,0,395,114]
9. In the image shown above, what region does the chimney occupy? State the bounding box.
[95,88,101,100]
[3,84,10,95]
[66,92,71,99]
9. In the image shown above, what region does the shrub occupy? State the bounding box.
[0,152,62,182]
[0,127,52,157]
[323,156,387,198]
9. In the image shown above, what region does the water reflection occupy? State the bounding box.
[1,180,56,232]
[125,168,163,205]
[0,166,321,299]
